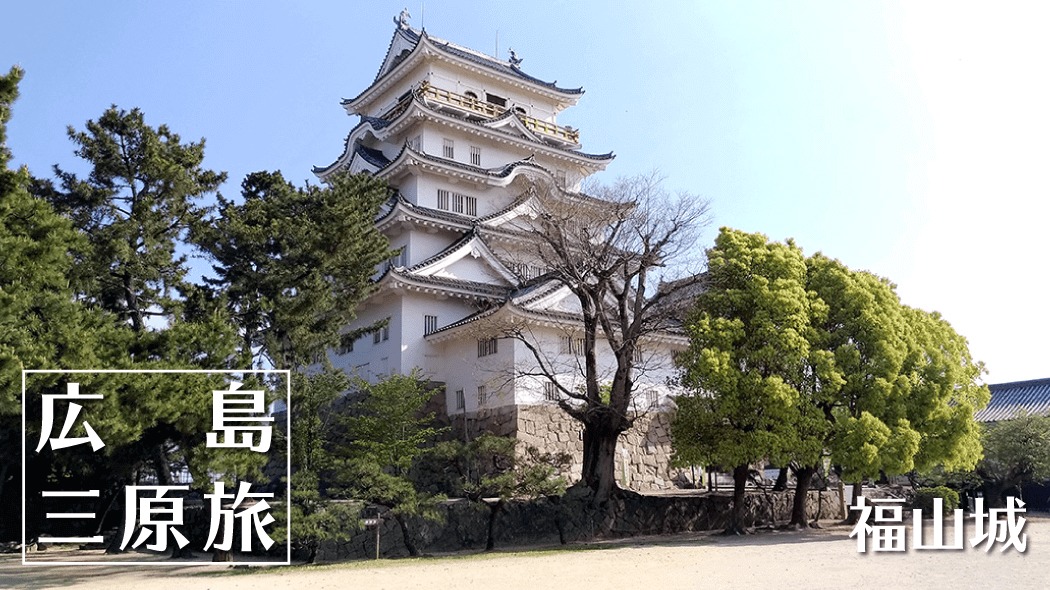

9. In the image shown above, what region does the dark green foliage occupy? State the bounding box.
[2,92,266,545]
[274,369,361,563]
[913,486,960,515]
[197,170,394,368]
[332,372,447,556]
[975,413,1050,506]
[34,106,225,331]
[0,66,22,166]
[196,168,396,556]
[419,434,569,500]
[417,434,568,550]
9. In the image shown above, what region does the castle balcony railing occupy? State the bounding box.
[403,81,580,145]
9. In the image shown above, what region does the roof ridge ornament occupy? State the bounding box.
[508,48,523,68]
[395,8,411,29]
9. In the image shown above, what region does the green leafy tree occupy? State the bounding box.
[197,170,394,369]
[420,434,569,550]
[334,372,446,556]
[673,228,812,533]
[675,229,989,531]
[0,66,123,539]
[24,104,254,553]
[198,169,394,558]
[975,413,1050,507]
[34,106,224,332]
[271,369,361,563]
[794,254,909,526]
[807,255,986,521]
[900,306,987,473]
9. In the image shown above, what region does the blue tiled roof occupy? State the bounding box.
[974,378,1050,422]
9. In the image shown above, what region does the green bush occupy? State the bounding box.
[913,486,960,516]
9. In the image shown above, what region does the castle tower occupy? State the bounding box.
[316,15,683,490]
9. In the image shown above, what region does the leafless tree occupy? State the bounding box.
[498,172,712,504]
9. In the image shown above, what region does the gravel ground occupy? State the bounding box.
[4,516,1046,590]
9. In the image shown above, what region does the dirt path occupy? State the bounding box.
[4,519,1047,590]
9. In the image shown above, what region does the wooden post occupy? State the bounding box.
[363,516,382,560]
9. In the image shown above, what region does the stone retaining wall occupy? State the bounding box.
[316,487,845,562]
[444,404,685,491]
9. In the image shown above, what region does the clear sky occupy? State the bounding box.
[3,1,1047,384]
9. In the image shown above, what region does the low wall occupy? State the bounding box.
[316,487,845,562]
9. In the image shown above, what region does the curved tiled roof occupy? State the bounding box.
[375,194,475,229]
[974,378,1050,422]
[397,27,583,95]
[423,305,503,336]
[346,25,583,110]
[360,115,393,130]
[406,229,479,273]
[316,89,613,178]
[354,142,390,168]
[382,268,511,299]
[381,143,555,183]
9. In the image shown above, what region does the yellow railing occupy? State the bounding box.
[413,81,580,144]
[519,114,579,143]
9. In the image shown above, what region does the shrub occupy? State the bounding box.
[913,486,960,516]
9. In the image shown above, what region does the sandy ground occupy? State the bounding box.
[4,518,1048,590]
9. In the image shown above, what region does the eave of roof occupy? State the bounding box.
[344,26,584,113]
[974,377,1050,422]
[379,144,554,185]
[378,268,511,301]
[314,93,613,179]
[375,194,475,232]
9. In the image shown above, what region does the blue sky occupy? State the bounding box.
[3,1,1048,383]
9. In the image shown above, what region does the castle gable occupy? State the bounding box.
[410,233,518,286]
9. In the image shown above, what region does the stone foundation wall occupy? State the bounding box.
[316,488,845,561]
[436,403,683,491]
[515,405,684,491]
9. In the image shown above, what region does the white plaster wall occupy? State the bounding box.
[407,229,460,265]
[430,332,516,415]
[329,294,403,381]
[417,126,527,169]
[399,291,481,376]
[393,174,419,203]
[426,251,508,284]
[413,170,521,218]
[364,61,427,118]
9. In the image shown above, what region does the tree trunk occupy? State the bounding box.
[845,481,864,525]
[982,482,1009,508]
[485,499,504,551]
[393,513,419,557]
[106,494,128,554]
[789,465,817,528]
[726,464,750,535]
[549,495,567,545]
[581,424,620,504]
[772,466,789,492]
[0,462,9,540]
